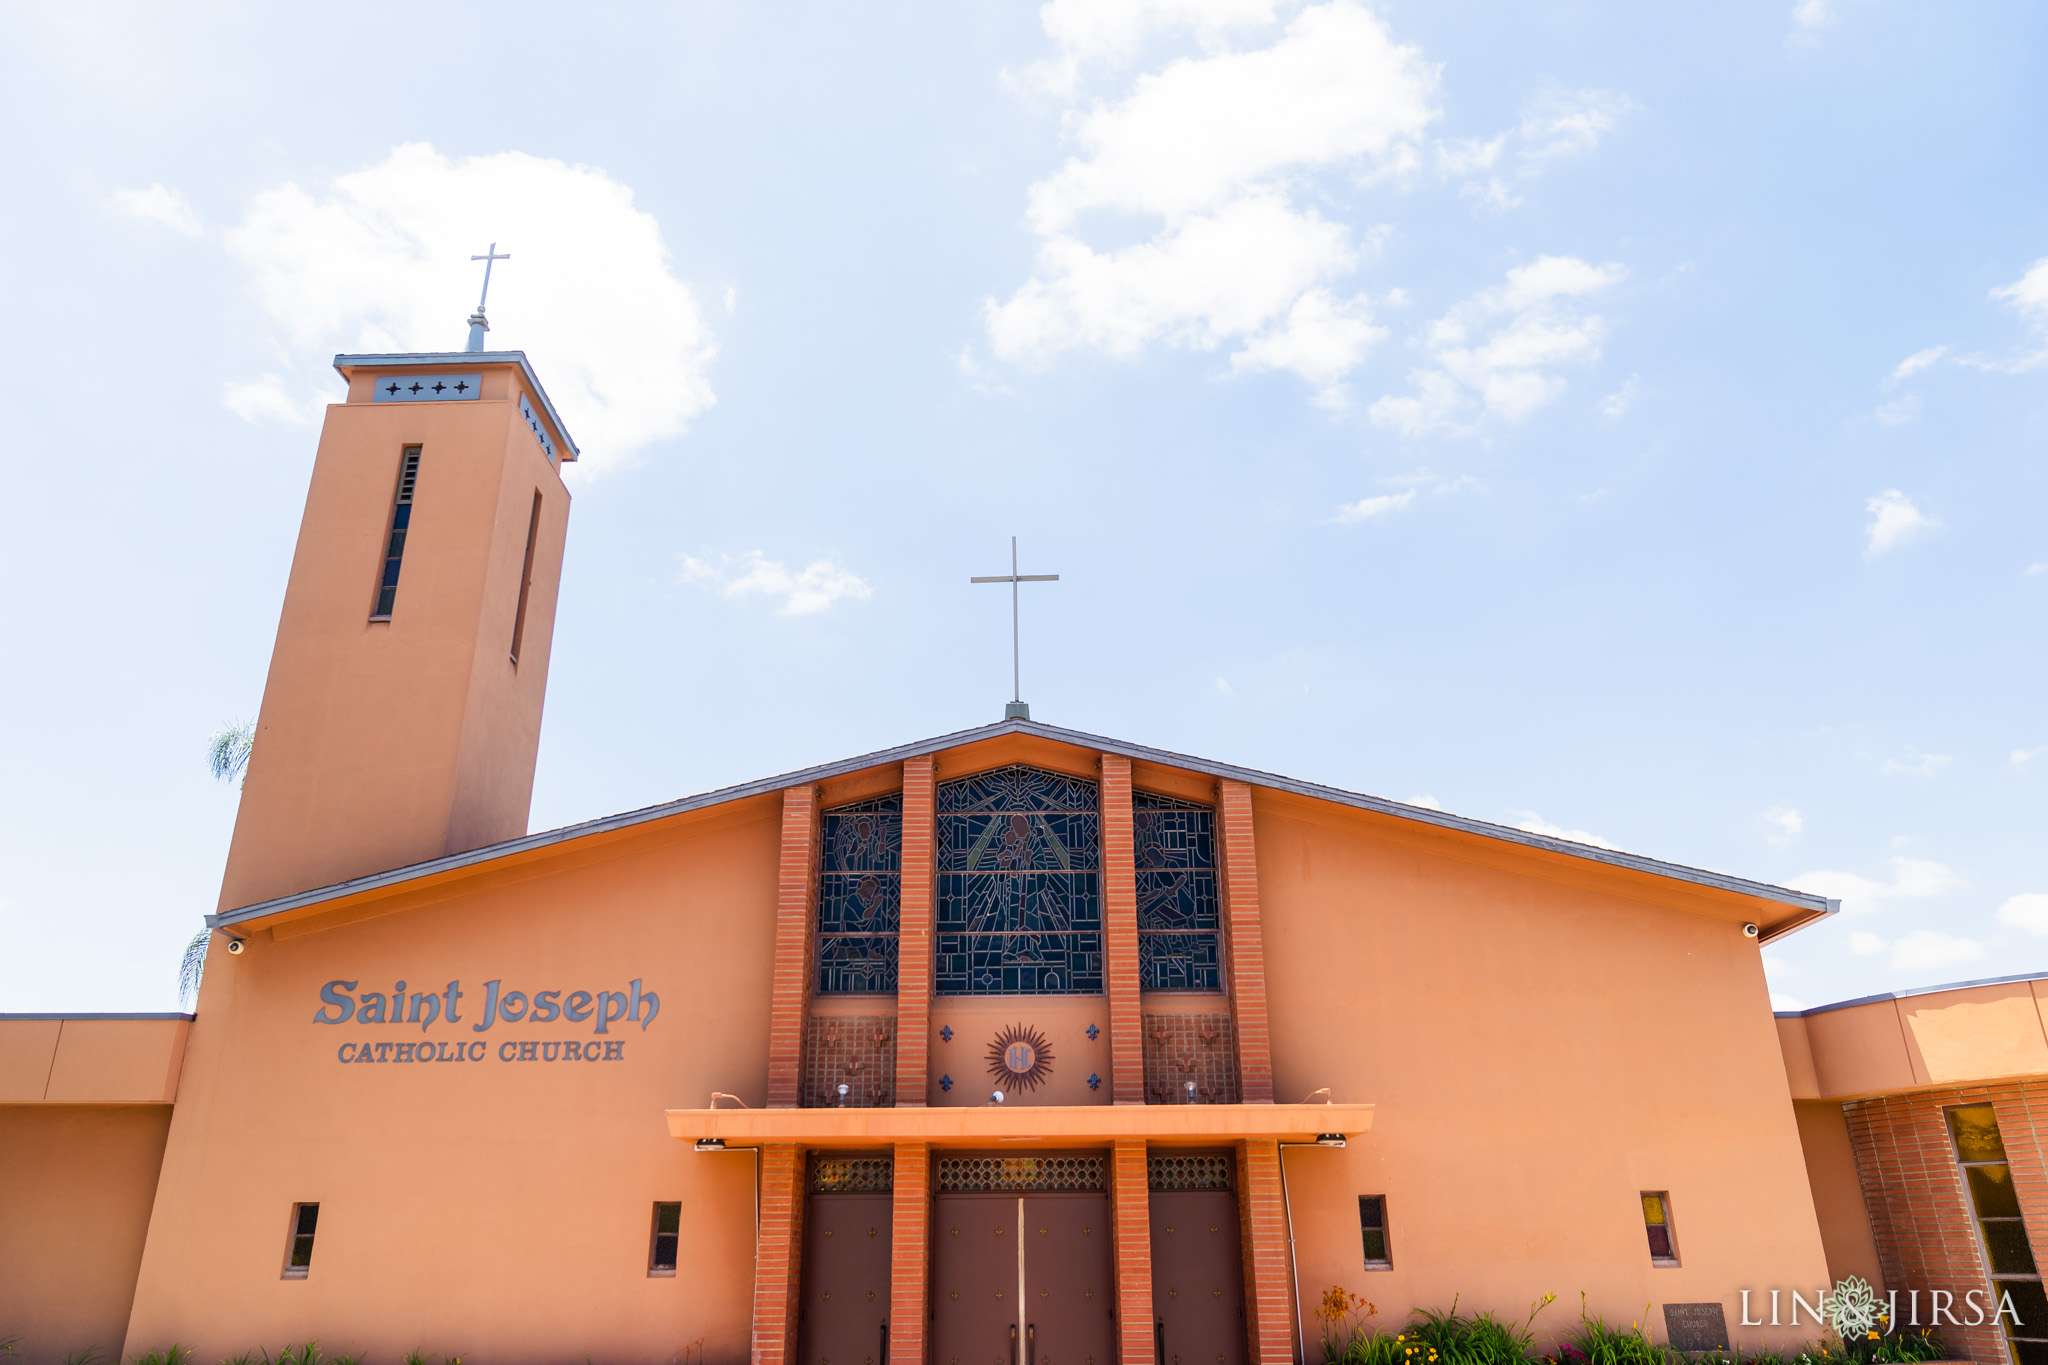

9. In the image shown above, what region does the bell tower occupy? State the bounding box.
[216,340,577,912]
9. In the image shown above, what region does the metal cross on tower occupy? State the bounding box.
[464,243,511,352]
[971,536,1059,721]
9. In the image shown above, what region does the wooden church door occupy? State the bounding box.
[931,1157,1115,1365]
[798,1157,896,1365]
[1148,1155,1247,1365]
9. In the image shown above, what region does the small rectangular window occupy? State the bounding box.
[282,1202,319,1279]
[1358,1195,1391,1269]
[371,446,423,620]
[649,1201,681,1276]
[1642,1192,1678,1265]
[510,491,542,663]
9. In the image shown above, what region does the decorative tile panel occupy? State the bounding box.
[371,373,481,403]
[802,1013,897,1108]
[1147,1152,1233,1192]
[936,766,1102,995]
[1143,1013,1241,1105]
[518,391,558,462]
[811,1153,895,1193]
[936,1154,1105,1193]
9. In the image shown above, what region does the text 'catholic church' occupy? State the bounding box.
[6,328,2048,1365]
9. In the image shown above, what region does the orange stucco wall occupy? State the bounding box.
[0,1105,175,1365]
[1789,1100,1883,1288]
[124,801,779,1365]
[1252,789,1830,1351]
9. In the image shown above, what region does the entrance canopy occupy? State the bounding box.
[664,1101,1373,1147]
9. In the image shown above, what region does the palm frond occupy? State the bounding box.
[178,929,210,1007]
[208,722,255,786]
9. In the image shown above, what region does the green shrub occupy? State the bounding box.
[128,1348,191,1365]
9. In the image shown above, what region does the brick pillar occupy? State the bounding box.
[1238,1140,1295,1365]
[1101,755,1144,1104]
[754,1144,807,1365]
[1217,781,1274,1104]
[1112,1139,1156,1365]
[768,787,821,1109]
[889,1142,931,1365]
[897,759,935,1106]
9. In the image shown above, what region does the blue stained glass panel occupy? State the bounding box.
[1134,791,1220,991]
[817,795,903,994]
[936,766,1102,995]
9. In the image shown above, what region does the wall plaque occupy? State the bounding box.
[1662,1303,1729,1352]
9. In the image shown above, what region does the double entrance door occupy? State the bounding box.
[932,1192,1115,1365]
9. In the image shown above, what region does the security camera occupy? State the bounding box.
[225,936,246,955]
[1742,923,1759,939]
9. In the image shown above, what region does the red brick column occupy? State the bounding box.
[1845,1080,2048,1365]
[1112,1138,1156,1365]
[1217,781,1274,1104]
[897,759,935,1106]
[1101,755,1144,1104]
[768,786,821,1109]
[889,1142,931,1365]
[1238,1140,1296,1365]
[754,1144,807,1365]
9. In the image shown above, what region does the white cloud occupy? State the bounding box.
[1874,397,1919,426]
[1865,489,1936,556]
[2011,746,2048,770]
[1516,88,1632,166]
[1771,993,1808,1012]
[221,374,321,425]
[1370,256,1626,436]
[1230,288,1388,405]
[1790,0,1862,32]
[1509,810,1620,851]
[112,183,203,237]
[1998,893,2048,935]
[1892,346,1946,380]
[1889,929,1986,973]
[1333,490,1415,525]
[1847,931,1888,956]
[1880,748,1952,778]
[678,551,873,617]
[2028,565,2048,578]
[987,1,1435,401]
[1026,0,1281,92]
[224,143,715,473]
[1991,258,2048,326]
[1761,805,1804,847]
[1213,676,1235,696]
[1597,375,1639,417]
[1790,856,1963,917]
[1405,794,1443,810]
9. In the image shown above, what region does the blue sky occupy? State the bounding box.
[3,0,2045,1013]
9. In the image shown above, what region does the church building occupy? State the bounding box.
[4,330,2046,1365]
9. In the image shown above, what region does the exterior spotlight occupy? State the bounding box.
[1315,1134,1347,1147]
[1184,1080,1197,1102]
[1742,923,1760,939]
[991,1089,1006,1105]
[694,1138,727,1152]
[224,936,246,955]
[836,1082,850,1105]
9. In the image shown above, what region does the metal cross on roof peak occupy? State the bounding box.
[971,536,1059,720]
[471,243,511,312]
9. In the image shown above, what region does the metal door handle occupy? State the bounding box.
[1027,1324,1036,1365]
[1010,1324,1018,1365]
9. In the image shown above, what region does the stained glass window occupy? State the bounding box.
[1134,791,1220,991]
[937,765,1102,995]
[816,795,902,994]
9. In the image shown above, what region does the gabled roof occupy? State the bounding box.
[208,717,1836,937]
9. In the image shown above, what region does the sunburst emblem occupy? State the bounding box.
[987,1024,1054,1091]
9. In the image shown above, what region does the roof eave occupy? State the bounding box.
[208,717,1834,931]
[333,350,581,459]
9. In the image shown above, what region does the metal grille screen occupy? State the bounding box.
[811,1155,894,1193]
[936,1155,1105,1193]
[1148,1153,1233,1191]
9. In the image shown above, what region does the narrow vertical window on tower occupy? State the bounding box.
[1947,1104,2048,1364]
[1641,1192,1678,1266]
[370,446,423,620]
[1133,791,1220,991]
[816,794,904,993]
[281,1202,319,1279]
[510,491,542,662]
